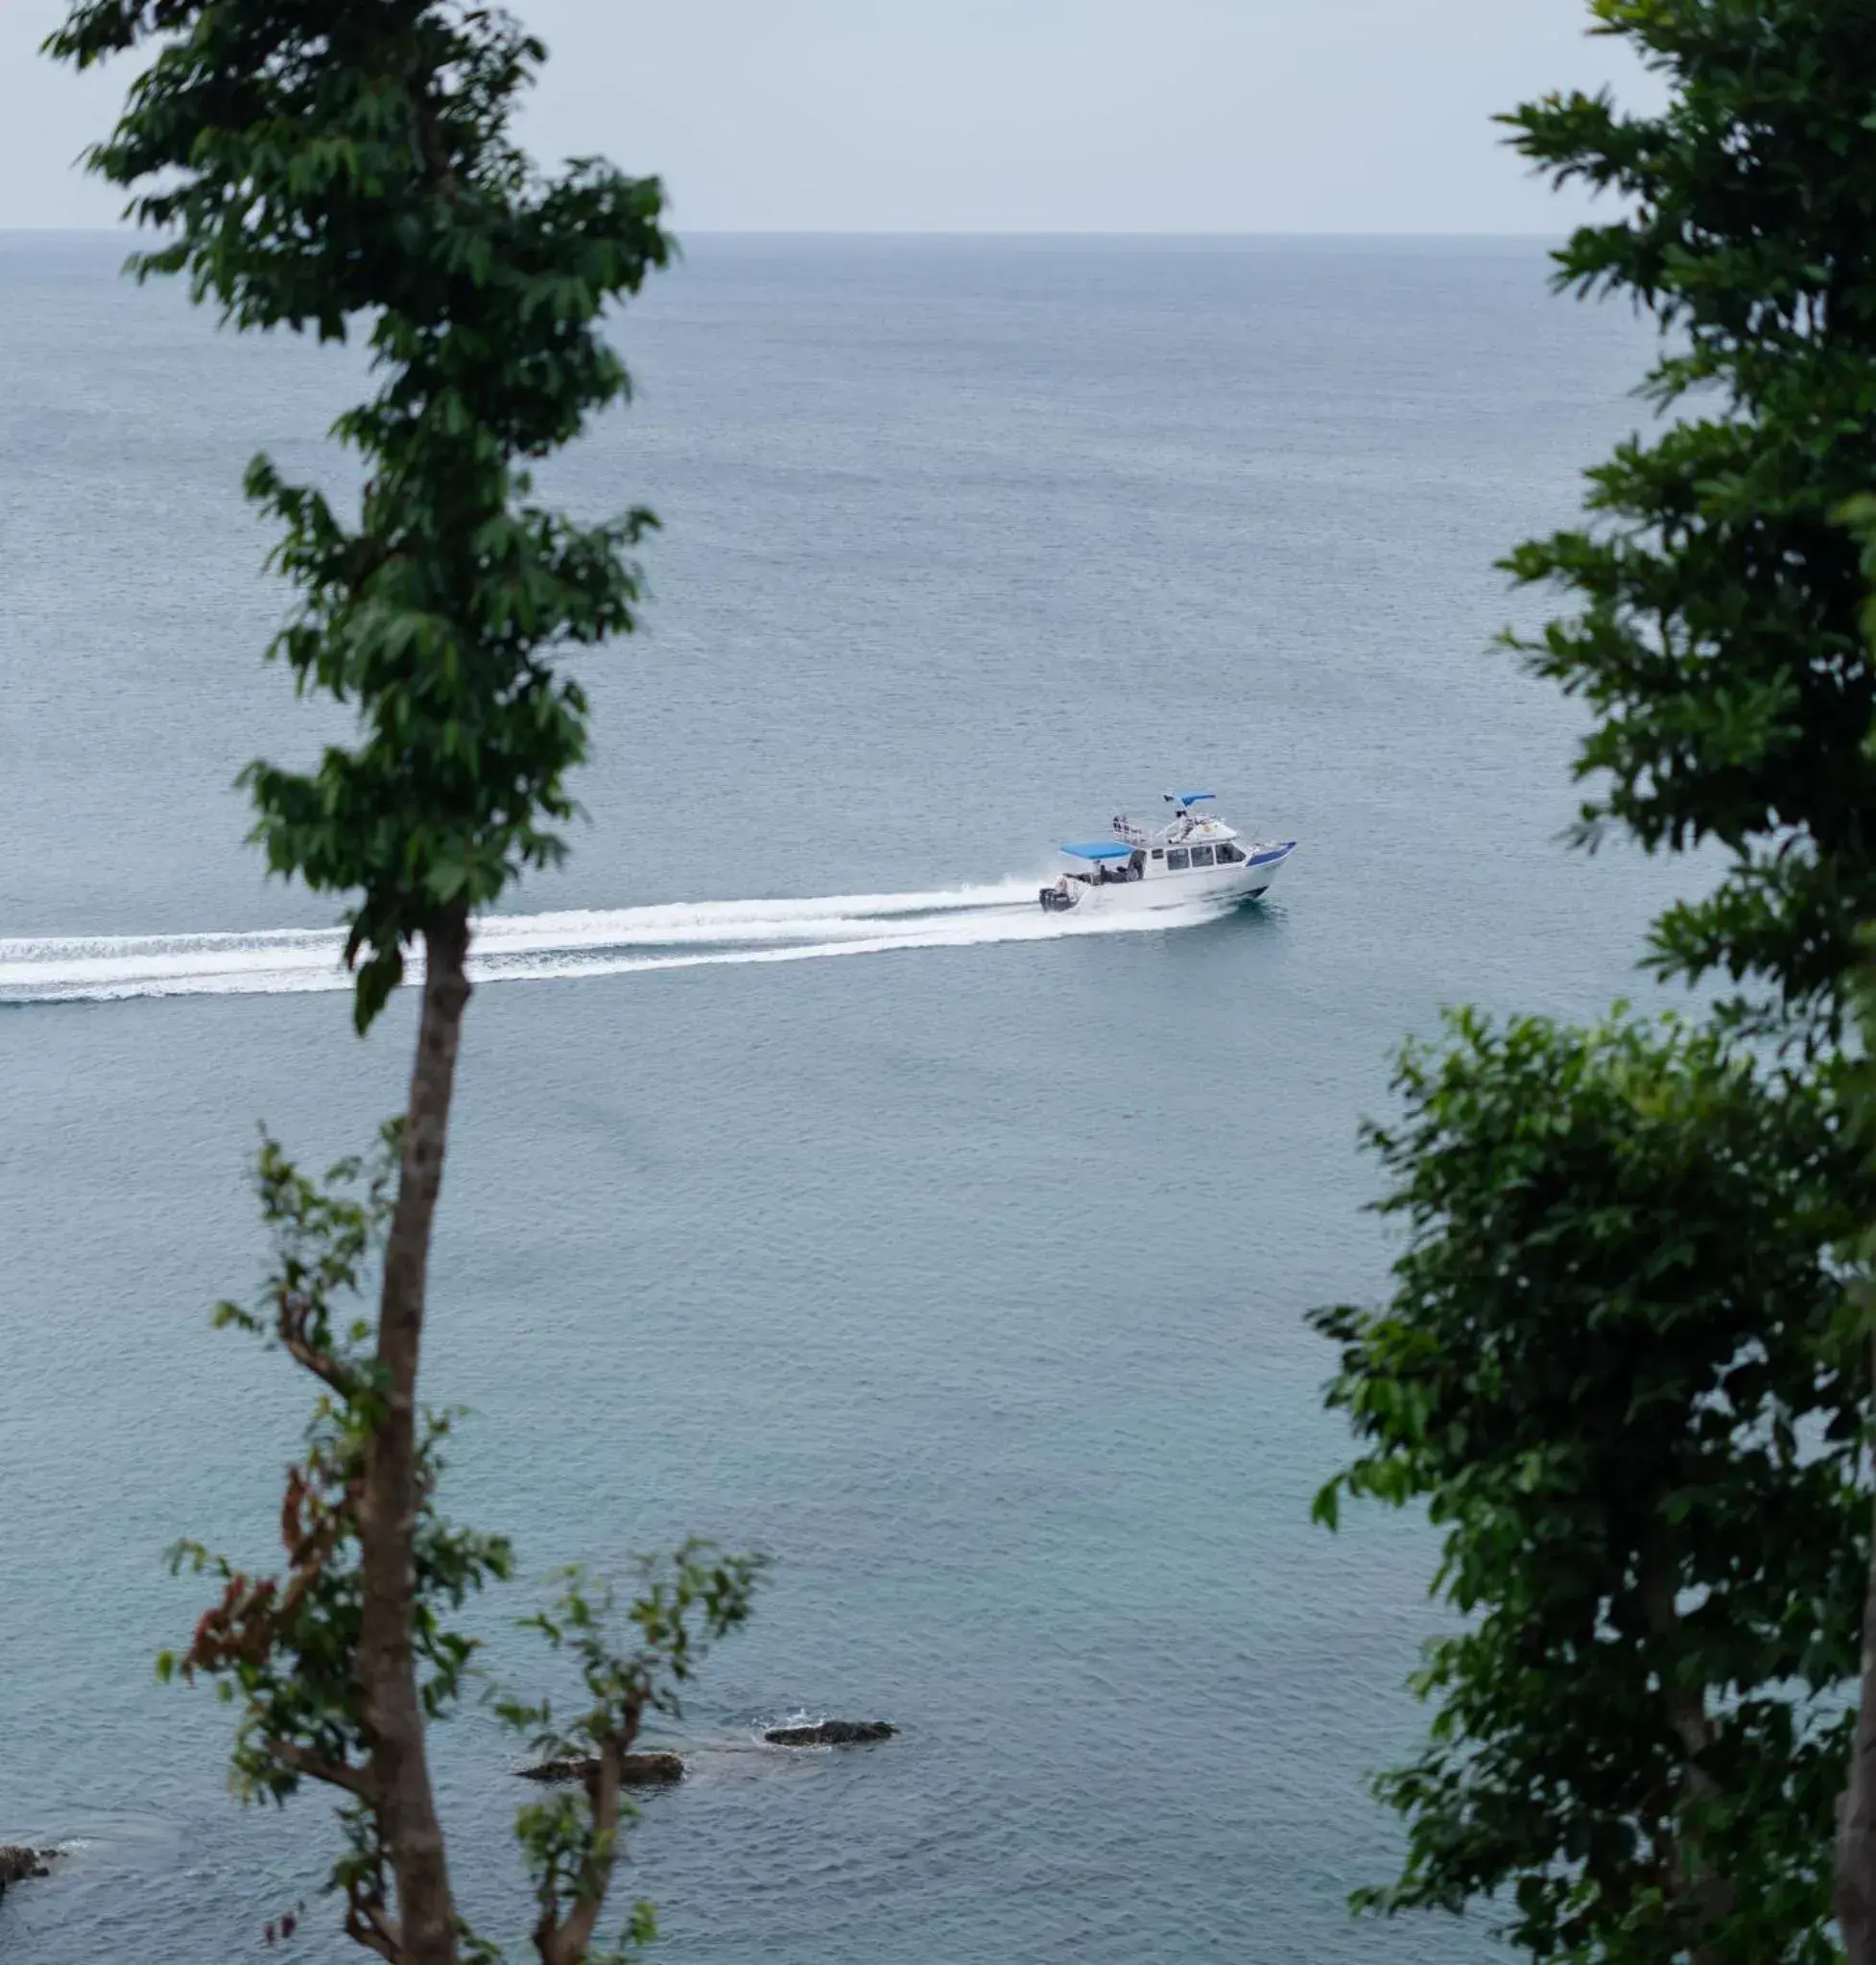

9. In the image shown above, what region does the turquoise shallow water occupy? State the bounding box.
[1,233,1688,1960]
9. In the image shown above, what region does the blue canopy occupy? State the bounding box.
[1061,841,1133,861]
[1165,790,1215,807]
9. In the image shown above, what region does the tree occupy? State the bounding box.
[43,4,736,1957]
[1313,1010,1868,1963]
[1311,7,1876,1952]
[1824,496,1876,1963]
[1499,0,1876,1040]
[162,1133,760,1963]
[1489,4,1876,1948]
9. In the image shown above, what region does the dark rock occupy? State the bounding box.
[0,1846,58,1893]
[763,1720,897,1747]
[517,1751,684,1786]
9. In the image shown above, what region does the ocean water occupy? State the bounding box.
[0,233,1688,1961]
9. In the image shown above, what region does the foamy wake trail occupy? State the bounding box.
[0,880,1232,1006]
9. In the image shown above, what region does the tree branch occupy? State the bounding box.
[538,1702,640,1965]
[263,1737,380,1802]
[345,1891,402,1964]
[278,1312,362,1397]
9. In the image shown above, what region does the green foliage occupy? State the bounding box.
[1498,0,1876,1034]
[1314,1010,1869,1961]
[46,0,670,1028]
[1847,496,1876,657]
[161,1129,513,1952]
[206,1125,400,1372]
[494,1553,765,1964]
[44,10,755,1956]
[169,1136,764,1959]
[1313,7,1876,1959]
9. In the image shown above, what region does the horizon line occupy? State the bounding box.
[0,223,1577,241]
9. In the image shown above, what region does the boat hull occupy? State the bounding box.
[1044,841,1295,912]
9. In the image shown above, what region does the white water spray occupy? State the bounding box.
[0,881,1237,1006]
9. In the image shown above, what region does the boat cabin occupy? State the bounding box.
[1059,793,1251,885]
[1041,791,1294,911]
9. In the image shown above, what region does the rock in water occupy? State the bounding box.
[517,1751,684,1785]
[614,1751,686,1785]
[0,1847,57,1893]
[763,1720,897,1747]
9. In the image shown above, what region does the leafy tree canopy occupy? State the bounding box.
[1314,1010,1869,1962]
[1501,0,1876,1034]
[48,0,670,1027]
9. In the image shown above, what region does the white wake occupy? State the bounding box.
[0,880,1237,1006]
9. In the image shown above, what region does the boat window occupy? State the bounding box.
[1190,844,1215,867]
[1216,840,1245,864]
[1151,848,1163,860]
[1166,848,1190,870]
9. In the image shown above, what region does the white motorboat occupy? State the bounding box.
[1038,792,1295,913]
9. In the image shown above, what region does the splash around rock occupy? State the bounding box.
[763,1720,897,1747]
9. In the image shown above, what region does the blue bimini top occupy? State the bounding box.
[1061,841,1134,861]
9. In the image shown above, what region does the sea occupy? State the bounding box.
[0,232,1691,1962]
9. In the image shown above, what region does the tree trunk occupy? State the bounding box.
[1637,1554,1731,1965]
[357,906,473,1965]
[535,1721,631,1965]
[1835,1331,1876,1965]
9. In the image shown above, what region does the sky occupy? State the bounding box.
[5,0,1656,234]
